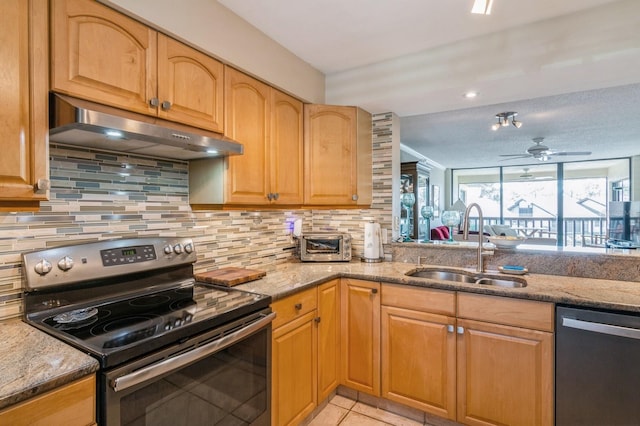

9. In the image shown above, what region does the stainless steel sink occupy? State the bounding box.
[408,269,477,283]
[406,268,527,288]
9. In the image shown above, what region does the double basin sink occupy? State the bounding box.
[406,268,527,288]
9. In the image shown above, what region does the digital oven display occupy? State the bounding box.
[100,245,156,266]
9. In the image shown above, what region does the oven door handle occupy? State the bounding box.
[111,312,275,393]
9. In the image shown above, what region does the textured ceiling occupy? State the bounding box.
[218,0,640,168]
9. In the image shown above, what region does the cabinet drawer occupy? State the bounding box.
[0,375,95,426]
[381,283,455,316]
[271,287,317,329]
[457,293,554,332]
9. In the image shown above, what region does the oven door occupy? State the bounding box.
[101,309,274,426]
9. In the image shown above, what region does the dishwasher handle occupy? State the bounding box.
[111,312,275,393]
[562,316,640,340]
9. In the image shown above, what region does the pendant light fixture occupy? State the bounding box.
[491,111,522,131]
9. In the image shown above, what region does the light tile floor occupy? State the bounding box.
[309,395,424,426]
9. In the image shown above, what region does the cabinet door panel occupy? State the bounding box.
[272,312,317,426]
[224,67,270,204]
[157,34,224,132]
[271,90,303,204]
[51,0,157,115]
[457,318,553,426]
[317,279,340,401]
[304,105,357,205]
[0,0,48,207]
[340,279,380,396]
[381,306,456,419]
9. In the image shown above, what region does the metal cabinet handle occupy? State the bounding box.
[447,325,454,333]
[161,100,172,110]
[371,288,378,294]
[273,193,279,200]
[149,98,159,107]
[266,193,273,201]
[457,326,464,334]
[314,317,321,323]
[562,317,640,340]
[352,194,359,201]
[34,178,50,193]
[294,303,302,310]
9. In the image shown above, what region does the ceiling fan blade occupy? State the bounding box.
[550,151,592,156]
[499,154,531,157]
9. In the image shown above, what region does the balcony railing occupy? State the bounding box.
[464,216,607,247]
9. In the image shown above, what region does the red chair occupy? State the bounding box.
[431,226,450,240]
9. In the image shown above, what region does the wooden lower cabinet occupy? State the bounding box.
[317,279,341,402]
[381,284,457,420]
[340,278,380,396]
[457,293,554,426]
[0,375,96,426]
[272,310,318,426]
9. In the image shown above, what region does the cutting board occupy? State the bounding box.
[195,267,266,287]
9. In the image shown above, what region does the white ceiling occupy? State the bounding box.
[218,0,640,168]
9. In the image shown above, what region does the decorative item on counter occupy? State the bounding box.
[420,205,434,243]
[363,221,384,262]
[441,210,461,244]
[488,235,526,249]
[498,265,529,275]
[400,192,416,241]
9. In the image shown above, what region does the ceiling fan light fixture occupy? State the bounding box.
[512,119,522,128]
[491,122,500,131]
[471,0,493,15]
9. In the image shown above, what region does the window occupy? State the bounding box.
[451,158,630,247]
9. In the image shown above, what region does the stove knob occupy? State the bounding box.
[163,245,173,255]
[173,244,183,254]
[57,256,74,271]
[184,243,193,254]
[34,259,52,275]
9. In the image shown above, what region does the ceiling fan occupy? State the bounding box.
[500,137,592,162]
[514,168,554,181]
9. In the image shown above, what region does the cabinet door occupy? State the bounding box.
[381,306,456,420]
[340,278,380,396]
[317,279,340,401]
[270,89,303,204]
[51,0,157,116]
[224,67,270,204]
[272,311,317,426]
[0,375,95,426]
[304,105,358,205]
[456,318,554,426]
[0,0,49,209]
[157,34,224,132]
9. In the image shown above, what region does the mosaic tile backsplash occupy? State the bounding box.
[0,113,395,320]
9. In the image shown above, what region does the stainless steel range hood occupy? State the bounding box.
[49,94,243,160]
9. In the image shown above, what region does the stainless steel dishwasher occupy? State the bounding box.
[556,305,640,425]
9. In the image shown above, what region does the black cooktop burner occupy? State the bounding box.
[29,282,270,368]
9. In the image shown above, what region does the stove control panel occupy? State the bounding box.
[101,244,157,266]
[22,237,197,291]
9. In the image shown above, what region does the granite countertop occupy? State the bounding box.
[3,258,639,412]
[0,319,99,411]
[233,260,640,313]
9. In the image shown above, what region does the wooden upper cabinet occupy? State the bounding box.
[157,34,224,132]
[270,89,303,205]
[224,66,271,204]
[0,0,49,210]
[51,0,157,115]
[304,105,372,206]
[51,0,224,132]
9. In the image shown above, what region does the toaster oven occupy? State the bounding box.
[300,233,352,262]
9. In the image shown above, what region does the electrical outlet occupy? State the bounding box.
[393,216,400,231]
[381,228,388,244]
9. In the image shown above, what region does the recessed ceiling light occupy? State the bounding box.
[471,0,493,15]
[463,91,479,99]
